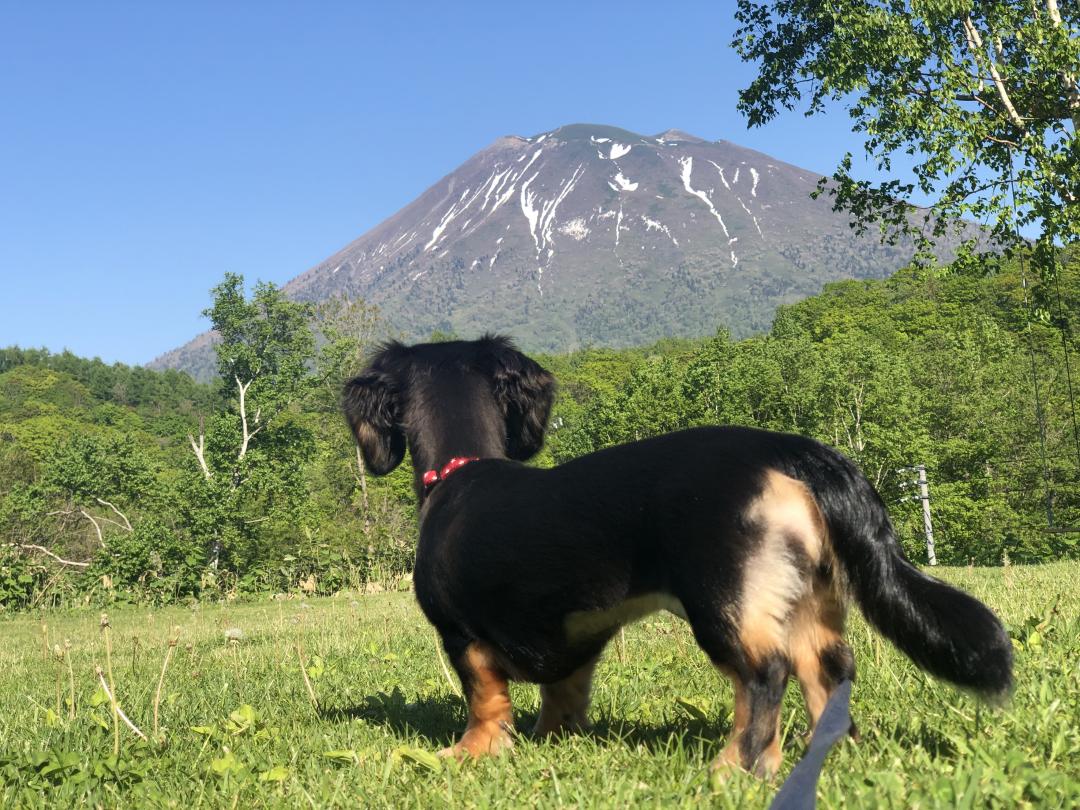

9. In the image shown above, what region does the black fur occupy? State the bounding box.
[740,653,791,774]
[342,336,1013,764]
[778,440,1014,699]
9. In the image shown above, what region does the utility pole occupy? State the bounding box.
[915,465,937,566]
[898,465,937,566]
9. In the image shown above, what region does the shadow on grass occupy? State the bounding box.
[319,689,465,748]
[880,721,959,761]
[322,689,732,754]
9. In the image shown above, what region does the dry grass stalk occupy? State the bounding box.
[153,626,181,741]
[64,639,75,719]
[52,644,63,717]
[94,666,146,741]
[101,612,120,755]
[294,637,319,710]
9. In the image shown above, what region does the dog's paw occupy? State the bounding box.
[438,722,514,759]
[531,714,592,739]
[709,744,781,782]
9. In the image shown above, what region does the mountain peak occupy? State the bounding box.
[654,128,707,144]
[152,122,975,378]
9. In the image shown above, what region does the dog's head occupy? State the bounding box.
[341,335,556,479]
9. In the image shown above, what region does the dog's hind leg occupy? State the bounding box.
[711,654,791,778]
[532,655,600,738]
[790,594,857,738]
[439,641,514,758]
[687,617,791,779]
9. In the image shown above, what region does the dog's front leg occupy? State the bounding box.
[439,642,515,759]
[533,655,599,738]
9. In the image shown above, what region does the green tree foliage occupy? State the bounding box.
[2,260,1078,607]
[0,276,413,606]
[733,0,1080,279]
[557,258,1079,563]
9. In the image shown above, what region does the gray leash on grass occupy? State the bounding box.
[768,679,853,810]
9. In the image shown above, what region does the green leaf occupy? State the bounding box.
[259,765,289,782]
[392,745,442,772]
[211,751,243,776]
[306,654,325,680]
[675,697,709,723]
[226,704,258,734]
[322,749,359,765]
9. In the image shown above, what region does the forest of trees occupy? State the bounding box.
[1,255,1078,610]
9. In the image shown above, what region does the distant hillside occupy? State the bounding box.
[151,123,978,378]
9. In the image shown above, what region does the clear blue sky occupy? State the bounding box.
[1,1,886,366]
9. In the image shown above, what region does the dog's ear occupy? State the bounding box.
[483,337,556,461]
[341,369,406,475]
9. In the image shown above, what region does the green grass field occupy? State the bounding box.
[1,563,1077,808]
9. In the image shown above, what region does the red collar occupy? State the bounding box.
[422,456,480,491]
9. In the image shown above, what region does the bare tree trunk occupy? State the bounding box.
[1046,0,1080,132]
[962,15,1026,129]
[189,431,211,479]
[235,375,262,460]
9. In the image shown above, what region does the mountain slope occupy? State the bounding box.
[152,123,969,376]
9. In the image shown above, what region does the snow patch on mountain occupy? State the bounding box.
[641,215,678,247]
[605,143,631,160]
[735,196,764,238]
[558,218,590,241]
[521,164,586,258]
[679,157,734,254]
[610,172,639,192]
[708,160,731,190]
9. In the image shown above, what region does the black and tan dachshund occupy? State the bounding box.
[341,335,1012,776]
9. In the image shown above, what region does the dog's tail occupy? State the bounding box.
[786,442,1013,701]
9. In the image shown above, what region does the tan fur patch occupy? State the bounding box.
[738,470,827,661]
[565,593,687,642]
[789,582,846,730]
[439,642,514,759]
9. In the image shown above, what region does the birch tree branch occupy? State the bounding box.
[188,433,211,479]
[236,375,256,460]
[95,666,148,740]
[1045,0,1080,131]
[79,509,105,547]
[962,15,1026,129]
[5,544,91,568]
[95,498,132,532]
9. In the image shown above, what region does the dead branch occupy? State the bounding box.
[95,498,132,532]
[6,543,91,568]
[79,509,105,547]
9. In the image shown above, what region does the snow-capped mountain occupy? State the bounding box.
[153,123,965,376]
